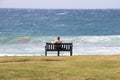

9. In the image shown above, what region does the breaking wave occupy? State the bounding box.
[0,35,120,56]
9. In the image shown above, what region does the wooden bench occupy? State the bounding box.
[45,43,73,56]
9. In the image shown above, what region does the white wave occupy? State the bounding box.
[73,46,120,55]
[62,35,120,46]
[56,12,68,15]
[40,17,49,19]
[1,35,120,44]
[1,35,120,56]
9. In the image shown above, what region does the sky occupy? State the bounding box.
[0,0,120,9]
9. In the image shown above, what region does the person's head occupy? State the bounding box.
[57,36,60,40]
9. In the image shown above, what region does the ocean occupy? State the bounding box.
[0,8,120,56]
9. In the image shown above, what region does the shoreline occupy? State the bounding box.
[0,54,120,57]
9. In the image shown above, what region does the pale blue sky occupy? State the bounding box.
[0,0,120,9]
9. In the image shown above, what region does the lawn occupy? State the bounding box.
[0,55,120,80]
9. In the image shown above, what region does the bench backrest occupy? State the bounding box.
[45,43,72,51]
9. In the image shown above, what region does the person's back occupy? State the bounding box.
[53,36,62,43]
[53,36,62,49]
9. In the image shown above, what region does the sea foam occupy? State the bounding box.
[0,35,120,56]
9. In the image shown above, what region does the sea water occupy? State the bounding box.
[0,8,120,56]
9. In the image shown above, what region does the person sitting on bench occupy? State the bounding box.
[53,36,62,44]
[53,36,62,50]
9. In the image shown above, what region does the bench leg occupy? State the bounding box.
[58,51,60,56]
[70,50,72,56]
[45,50,47,56]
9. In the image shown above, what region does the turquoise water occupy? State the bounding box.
[0,8,120,56]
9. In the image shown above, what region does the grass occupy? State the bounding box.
[0,55,120,80]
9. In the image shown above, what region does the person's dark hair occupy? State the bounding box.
[57,36,60,40]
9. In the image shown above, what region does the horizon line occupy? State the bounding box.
[0,7,120,10]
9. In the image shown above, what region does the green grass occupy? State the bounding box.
[0,55,120,80]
